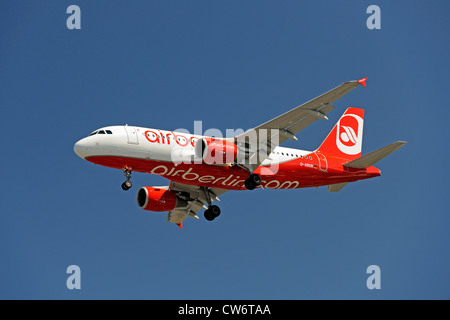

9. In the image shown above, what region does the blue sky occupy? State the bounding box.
[0,1,448,299]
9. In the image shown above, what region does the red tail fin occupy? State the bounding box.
[316,107,364,160]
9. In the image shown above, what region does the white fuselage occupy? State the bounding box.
[74,125,313,165]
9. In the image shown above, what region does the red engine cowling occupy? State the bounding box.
[194,137,238,165]
[136,187,178,212]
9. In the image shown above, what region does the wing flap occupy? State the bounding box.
[280,104,335,142]
[167,208,199,229]
[166,181,229,228]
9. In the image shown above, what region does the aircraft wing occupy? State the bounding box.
[235,78,367,172]
[167,181,229,228]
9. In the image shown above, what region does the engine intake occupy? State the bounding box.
[137,187,178,212]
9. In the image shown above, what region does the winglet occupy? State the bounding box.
[176,222,183,229]
[357,77,368,87]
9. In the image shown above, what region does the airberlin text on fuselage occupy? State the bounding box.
[144,130,198,147]
[144,129,301,189]
[150,165,300,190]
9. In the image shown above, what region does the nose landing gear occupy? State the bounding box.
[121,166,132,191]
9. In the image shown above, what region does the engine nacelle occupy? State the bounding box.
[194,137,238,165]
[136,187,178,212]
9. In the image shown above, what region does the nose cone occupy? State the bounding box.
[74,138,89,159]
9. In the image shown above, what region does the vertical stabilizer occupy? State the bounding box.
[316,108,364,160]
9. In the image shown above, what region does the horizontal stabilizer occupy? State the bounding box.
[328,182,348,192]
[344,141,407,169]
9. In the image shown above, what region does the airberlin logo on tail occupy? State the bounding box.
[341,125,358,144]
[336,114,364,155]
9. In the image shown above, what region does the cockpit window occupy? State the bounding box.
[89,129,112,136]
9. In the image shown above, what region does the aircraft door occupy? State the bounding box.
[125,126,139,145]
[317,152,328,172]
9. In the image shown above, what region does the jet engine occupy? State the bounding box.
[194,138,238,165]
[137,187,181,212]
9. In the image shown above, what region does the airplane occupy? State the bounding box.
[73,78,407,228]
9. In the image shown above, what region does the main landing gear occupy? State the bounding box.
[202,173,261,221]
[204,205,221,221]
[121,166,132,191]
[203,173,262,221]
[244,173,261,190]
[202,187,221,222]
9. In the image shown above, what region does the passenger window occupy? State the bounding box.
[309,156,312,160]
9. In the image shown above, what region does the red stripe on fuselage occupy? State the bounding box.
[86,154,380,191]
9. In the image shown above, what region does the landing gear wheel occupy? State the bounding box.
[245,179,256,190]
[121,166,133,191]
[209,205,221,218]
[204,205,221,221]
[244,174,261,190]
[204,209,215,221]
